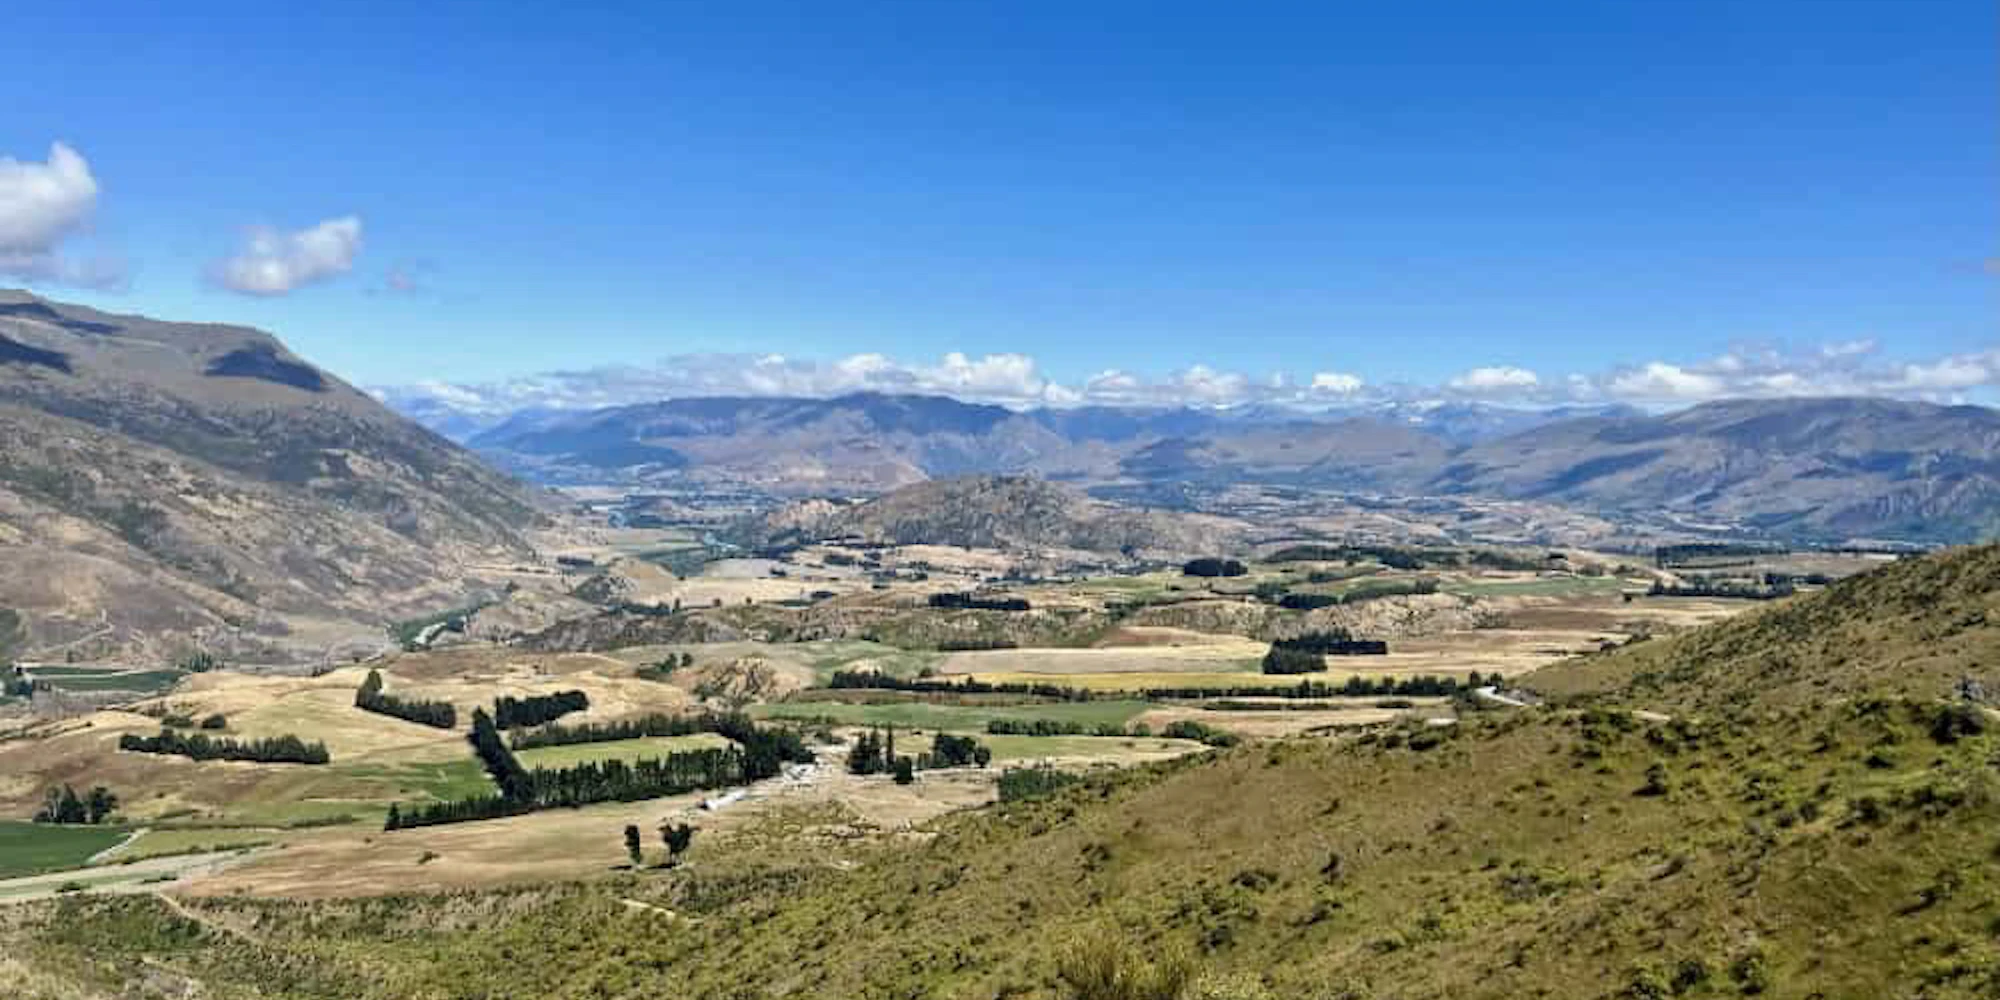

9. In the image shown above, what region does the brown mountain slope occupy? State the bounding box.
[1436,397,2000,541]
[751,474,1248,559]
[0,291,543,662]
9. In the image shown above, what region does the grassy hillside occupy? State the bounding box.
[1528,544,2000,711]
[8,546,2000,998]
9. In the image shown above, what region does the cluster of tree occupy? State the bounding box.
[33,784,117,824]
[1182,557,1248,578]
[848,726,901,776]
[997,766,1081,803]
[636,652,696,682]
[1647,579,1795,600]
[845,725,978,777]
[927,592,1032,612]
[926,733,991,768]
[119,729,330,764]
[701,713,813,778]
[353,669,457,729]
[1653,542,1786,569]
[1271,632,1390,656]
[1261,645,1326,674]
[492,690,589,729]
[1159,719,1241,747]
[199,713,227,730]
[4,669,40,699]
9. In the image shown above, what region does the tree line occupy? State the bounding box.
[509,711,727,749]
[354,669,457,729]
[1270,631,1390,656]
[1640,580,1800,600]
[492,690,589,729]
[825,669,1476,702]
[387,708,813,831]
[1182,557,1248,578]
[927,592,1032,612]
[119,729,330,764]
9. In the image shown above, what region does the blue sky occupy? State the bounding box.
[3,0,1995,409]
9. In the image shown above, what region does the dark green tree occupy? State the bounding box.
[84,786,117,825]
[661,822,695,863]
[624,823,644,866]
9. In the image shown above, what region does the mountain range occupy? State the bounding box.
[0,291,543,663]
[444,388,2000,544]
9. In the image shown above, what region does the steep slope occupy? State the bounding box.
[749,474,1247,558]
[0,291,542,661]
[1438,397,2000,541]
[12,548,2000,999]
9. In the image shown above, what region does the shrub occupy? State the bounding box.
[998,766,1082,803]
[1057,935,1194,1000]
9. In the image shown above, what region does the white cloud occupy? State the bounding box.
[372,337,2000,420]
[1310,371,1363,394]
[1449,366,1540,392]
[0,142,123,288]
[1606,361,1726,401]
[212,216,362,296]
[1894,353,1996,392]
